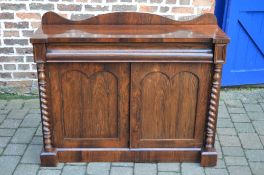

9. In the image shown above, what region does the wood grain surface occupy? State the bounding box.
[31,12,229,167]
[48,63,129,148]
[130,63,211,148]
[30,12,229,44]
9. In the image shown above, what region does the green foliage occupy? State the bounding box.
[0,93,38,100]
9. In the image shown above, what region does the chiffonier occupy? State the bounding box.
[31,12,229,167]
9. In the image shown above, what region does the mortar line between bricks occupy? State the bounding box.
[109,162,113,175]
[0,106,11,125]
[132,162,135,175]
[0,100,8,111]
[11,107,41,175]
[3,110,25,175]
[111,163,134,167]
[61,163,66,175]
[258,99,264,111]
[226,165,254,175]
[233,99,258,175]
[219,140,234,172]
[180,163,183,174]
[154,162,157,175]
[10,126,43,129]
[241,100,264,149]
[246,121,264,149]
[215,131,228,172]
[85,162,88,175]
[257,96,264,112]
[202,163,206,174]
[20,100,25,109]
[247,99,264,148]
[1,101,28,175]
[179,162,182,174]
[229,100,260,147]
[221,100,243,174]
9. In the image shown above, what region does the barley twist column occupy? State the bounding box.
[37,63,52,152]
[205,64,222,149]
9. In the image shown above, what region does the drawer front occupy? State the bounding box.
[130,63,212,148]
[46,43,213,63]
[48,63,129,148]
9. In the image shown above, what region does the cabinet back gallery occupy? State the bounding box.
[31,12,229,167]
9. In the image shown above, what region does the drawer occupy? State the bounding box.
[46,43,213,63]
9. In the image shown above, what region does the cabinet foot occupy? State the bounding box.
[200,149,217,167]
[40,149,58,167]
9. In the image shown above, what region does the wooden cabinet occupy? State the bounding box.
[31,12,229,167]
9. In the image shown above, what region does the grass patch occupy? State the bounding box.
[0,93,38,100]
[221,86,264,91]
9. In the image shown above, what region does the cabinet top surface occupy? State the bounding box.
[30,12,229,44]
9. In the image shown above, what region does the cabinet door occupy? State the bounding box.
[48,63,129,148]
[130,63,211,148]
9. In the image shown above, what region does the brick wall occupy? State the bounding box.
[0,0,215,95]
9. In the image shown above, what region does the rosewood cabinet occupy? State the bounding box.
[31,12,229,167]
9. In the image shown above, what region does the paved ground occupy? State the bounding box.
[1,88,264,175]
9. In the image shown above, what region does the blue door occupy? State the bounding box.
[222,0,264,86]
